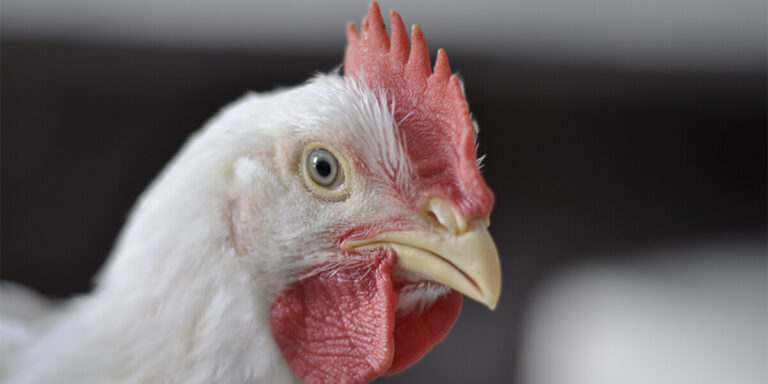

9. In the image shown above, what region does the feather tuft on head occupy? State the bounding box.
[344,1,493,218]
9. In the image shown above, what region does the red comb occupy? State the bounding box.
[344,1,493,218]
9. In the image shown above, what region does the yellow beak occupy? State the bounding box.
[342,215,502,310]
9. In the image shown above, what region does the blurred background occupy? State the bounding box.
[1,0,765,383]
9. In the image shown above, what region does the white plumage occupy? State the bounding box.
[1,74,409,384]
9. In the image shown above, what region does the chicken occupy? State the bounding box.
[0,2,501,383]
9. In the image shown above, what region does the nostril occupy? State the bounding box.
[422,197,465,235]
[424,210,442,228]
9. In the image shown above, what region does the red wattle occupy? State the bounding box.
[270,252,462,384]
[386,290,462,375]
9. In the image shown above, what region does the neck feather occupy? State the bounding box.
[14,94,299,384]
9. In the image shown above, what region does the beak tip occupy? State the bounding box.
[483,294,500,311]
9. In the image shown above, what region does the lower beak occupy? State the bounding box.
[342,220,502,310]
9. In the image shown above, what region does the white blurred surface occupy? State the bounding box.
[1,0,764,71]
[519,241,767,384]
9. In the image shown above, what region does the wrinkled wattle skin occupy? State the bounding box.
[270,252,462,384]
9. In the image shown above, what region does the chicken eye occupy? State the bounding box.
[300,144,349,201]
[305,148,343,188]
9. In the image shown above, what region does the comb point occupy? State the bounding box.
[346,22,359,41]
[448,74,467,106]
[389,9,409,65]
[406,24,432,82]
[433,48,452,82]
[362,1,389,50]
[368,0,381,13]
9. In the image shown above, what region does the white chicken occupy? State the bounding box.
[0,2,501,383]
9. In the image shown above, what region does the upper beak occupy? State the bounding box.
[342,203,502,310]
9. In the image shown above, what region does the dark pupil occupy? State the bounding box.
[315,159,332,178]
